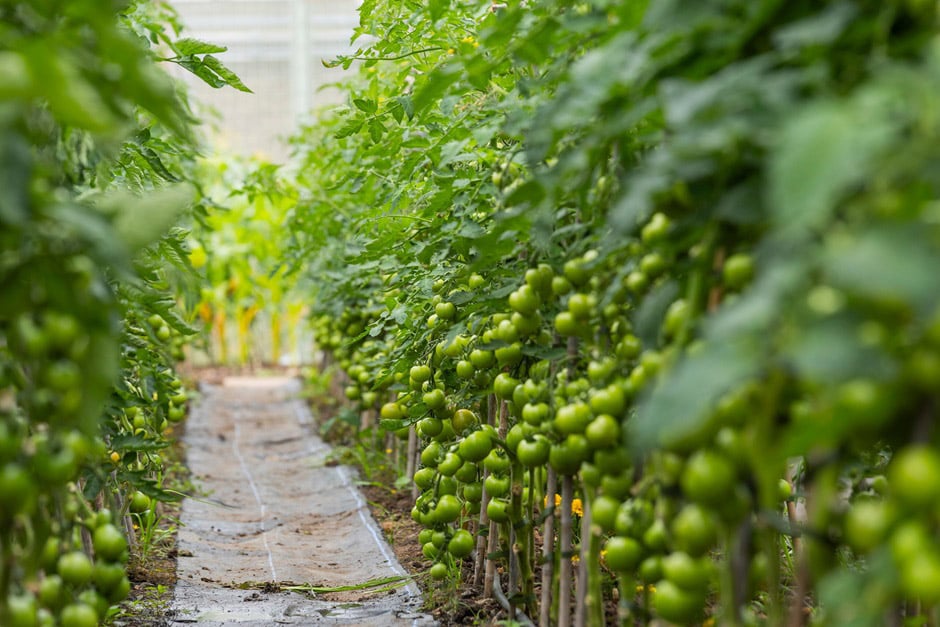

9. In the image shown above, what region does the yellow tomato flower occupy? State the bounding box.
[571,498,583,517]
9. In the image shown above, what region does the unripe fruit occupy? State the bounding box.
[681,449,737,506]
[888,445,940,509]
[723,253,754,289]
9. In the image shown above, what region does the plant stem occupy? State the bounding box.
[541,466,557,627]
[559,475,574,627]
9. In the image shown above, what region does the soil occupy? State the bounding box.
[112,427,186,626]
[359,483,506,626]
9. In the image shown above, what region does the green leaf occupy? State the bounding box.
[95,182,197,253]
[784,316,897,384]
[822,223,940,317]
[201,55,253,93]
[335,118,364,138]
[0,133,31,226]
[110,433,170,453]
[772,2,857,53]
[173,37,228,56]
[353,98,378,114]
[815,549,895,627]
[630,339,761,451]
[412,63,462,114]
[768,93,898,236]
[633,280,679,347]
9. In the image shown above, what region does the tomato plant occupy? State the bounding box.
[0,1,246,623]
[209,0,940,623]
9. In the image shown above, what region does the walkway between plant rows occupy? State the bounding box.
[168,376,434,626]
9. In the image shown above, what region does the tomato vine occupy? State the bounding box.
[281,0,940,624]
[0,1,245,624]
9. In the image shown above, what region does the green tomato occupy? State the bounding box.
[493,373,519,400]
[662,551,712,591]
[509,285,541,315]
[551,275,573,296]
[671,504,718,557]
[484,473,511,499]
[642,519,670,553]
[483,448,511,475]
[588,385,625,416]
[422,388,446,411]
[516,437,550,468]
[554,402,592,436]
[592,495,620,533]
[641,212,670,243]
[93,562,126,592]
[486,497,511,523]
[680,449,737,506]
[437,476,459,496]
[380,402,405,421]
[455,360,476,379]
[6,593,38,627]
[448,529,475,559]
[435,301,456,320]
[420,441,443,468]
[652,579,706,624]
[567,293,596,321]
[433,494,462,523]
[521,402,550,426]
[414,467,437,490]
[38,574,65,610]
[57,552,93,587]
[458,430,493,463]
[409,365,431,383]
[469,349,495,369]
[844,499,895,554]
[505,423,531,455]
[604,535,643,573]
[563,258,590,286]
[901,551,940,604]
[639,252,667,277]
[723,253,754,290]
[437,452,463,477]
[554,311,581,337]
[429,562,449,581]
[585,414,621,449]
[93,524,128,562]
[639,556,663,583]
[511,312,541,337]
[624,271,648,294]
[549,435,589,476]
[662,299,690,338]
[462,481,483,503]
[889,445,940,510]
[418,416,443,438]
[494,342,523,367]
[451,409,478,434]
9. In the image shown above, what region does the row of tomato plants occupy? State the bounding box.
[0,2,247,625]
[282,0,940,624]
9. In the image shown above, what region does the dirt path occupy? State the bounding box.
[169,376,434,625]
